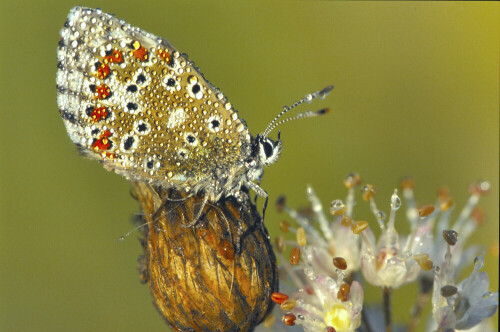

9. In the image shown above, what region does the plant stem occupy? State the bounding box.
[361,307,374,332]
[382,287,392,332]
[408,291,430,332]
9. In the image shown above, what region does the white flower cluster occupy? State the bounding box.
[259,174,497,332]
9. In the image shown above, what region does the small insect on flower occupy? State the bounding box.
[133,182,278,331]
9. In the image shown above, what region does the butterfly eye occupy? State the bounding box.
[258,137,281,166]
[263,140,274,158]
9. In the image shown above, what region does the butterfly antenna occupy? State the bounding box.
[118,219,149,241]
[262,85,334,138]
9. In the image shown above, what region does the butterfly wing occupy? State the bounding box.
[57,7,252,192]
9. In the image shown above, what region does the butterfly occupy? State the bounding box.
[56,6,332,222]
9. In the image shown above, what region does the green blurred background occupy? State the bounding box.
[1,1,498,331]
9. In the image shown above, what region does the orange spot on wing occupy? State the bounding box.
[104,50,123,63]
[96,62,110,79]
[157,49,172,65]
[90,107,108,122]
[92,130,112,151]
[95,84,111,99]
[134,46,148,61]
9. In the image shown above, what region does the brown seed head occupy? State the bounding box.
[133,183,278,331]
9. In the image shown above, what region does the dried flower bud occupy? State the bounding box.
[133,183,277,331]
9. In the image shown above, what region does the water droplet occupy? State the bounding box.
[376,210,386,221]
[391,190,401,210]
[330,199,346,215]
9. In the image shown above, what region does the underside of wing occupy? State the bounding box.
[57,7,253,189]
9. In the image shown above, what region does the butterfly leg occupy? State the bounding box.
[152,191,192,221]
[247,181,269,225]
[182,193,209,228]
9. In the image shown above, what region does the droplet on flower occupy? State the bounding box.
[390,190,401,210]
[418,204,435,218]
[344,172,362,189]
[337,283,350,301]
[351,221,368,234]
[275,235,286,253]
[280,298,297,311]
[282,313,296,326]
[341,214,353,227]
[440,285,458,297]
[361,184,376,201]
[280,220,290,233]
[296,227,307,246]
[330,199,347,215]
[290,247,301,265]
[276,196,286,212]
[469,180,490,196]
[271,292,289,304]
[400,176,415,190]
[333,257,347,270]
[376,210,386,221]
[442,229,458,246]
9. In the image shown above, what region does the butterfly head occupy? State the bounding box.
[255,131,282,167]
